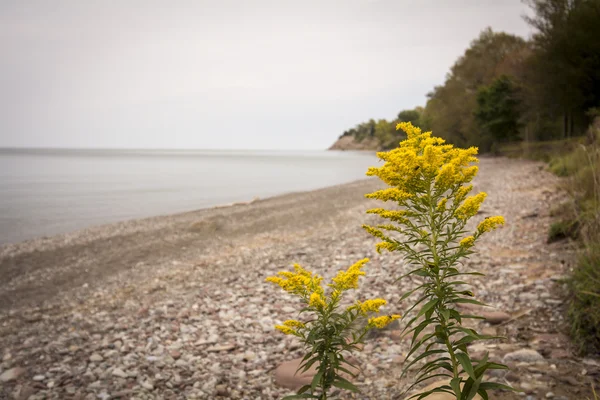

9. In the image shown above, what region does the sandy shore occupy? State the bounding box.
[1,157,596,400]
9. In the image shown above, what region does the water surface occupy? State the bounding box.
[0,148,378,244]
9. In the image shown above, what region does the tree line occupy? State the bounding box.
[337,0,600,152]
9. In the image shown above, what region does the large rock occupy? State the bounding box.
[0,367,26,382]
[503,349,545,363]
[480,311,511,325]
[274,357,360,390]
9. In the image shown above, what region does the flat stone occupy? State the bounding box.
[0,367,26,382]
[206,344,236,352]
[111,368,128,378]
[89,353,104,362]
[32,374,46,381]
[503,349,544,363]
[141,380,154,390]
[480,311,511,325]
[274,357,359,390]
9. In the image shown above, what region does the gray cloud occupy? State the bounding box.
[0,0,533,149]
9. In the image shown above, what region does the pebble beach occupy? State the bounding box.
[0,157,597,400]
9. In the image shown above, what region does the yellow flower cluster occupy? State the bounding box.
[455,192,487,220]
[366,208,410,223]
[266,263,323,297]
[365,122,479,201]
[331,258,369,290]
[274,325,296,335]
[477,216,505,233]
[283,319,305,329]
[368,314,401,328]
[459,236,475,248]
[375,242,398,253]
[309,292,326,308]
[437,198,448,211]
[360,298,387,313]
[275,319,306,334]
[364,188,412,203]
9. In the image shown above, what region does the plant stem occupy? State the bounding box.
[427,181,461,385]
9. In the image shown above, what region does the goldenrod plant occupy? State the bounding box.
[266,259,399,399]
[363,122,513,399]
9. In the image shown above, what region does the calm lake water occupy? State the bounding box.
[0,148,378,244]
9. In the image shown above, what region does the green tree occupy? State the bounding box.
[423,29,528,151]
[525,0,600,138]
[397,108,422,127]
[474,75,522,145]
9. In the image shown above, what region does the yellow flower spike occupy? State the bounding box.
[396,121,422,138]
[274,325,296,335]
[455,185,474,203]
[456,192,487,220]
[362,225,387,240]
[360,299,387,314]
[437,198,448,211]
[365,188,413,203]
[331,258,368,291]
[368,314,401,329]
[309,292,326,308]
[375,242,398,253]
[435,163,458,189]
[283,320,305,329]
[265,276,284,286]
[459,236,475,248]
[477,216,506,233]
[462,165,479,182]
[366,208,409,223]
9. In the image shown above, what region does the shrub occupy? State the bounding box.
[569,246,600,355]
[548,220,579,243]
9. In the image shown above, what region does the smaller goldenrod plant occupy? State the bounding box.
[364,122,513,399]
[266,259,399,400]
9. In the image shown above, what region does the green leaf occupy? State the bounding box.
[464,373,484,400]
[310,369,323,392]
[456,352,476,380]
[331,376,360,393]
[335,365,357,378]
[477,388,489,400]
[417,298,439,318]
[299,356,320,373]
[441,309,450,322]
[297,384,311,394]
[399,284,426,301]
[450,298,487,307]
[403,349,447,372]
[478,382,517,392]
[450,377,462,397]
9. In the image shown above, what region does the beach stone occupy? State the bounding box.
[89,353,103,362]
[503,349,544,363]
[141,380,154,390]
[206,344,236,352]
[32,374,45,381]
[480,311,511,325]
[111,368,128,378]
[0,367,26,382]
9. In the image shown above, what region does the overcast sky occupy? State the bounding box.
[0,1,533,150]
